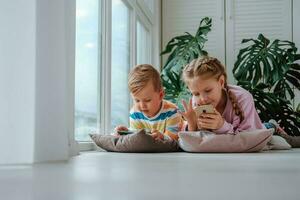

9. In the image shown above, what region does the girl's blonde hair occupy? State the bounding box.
[182,56,244,122]
[128,64,162,94]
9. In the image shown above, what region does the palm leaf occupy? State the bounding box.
[161,70,191,111]
[161,17,211,73]
[161,17,211,108]
[238,81,300,136]
[234,34,300,135]
[233,34,300,95]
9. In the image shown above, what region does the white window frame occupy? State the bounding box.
[137,0,155,23]
[74,0,157,151]
[136,9,152,64]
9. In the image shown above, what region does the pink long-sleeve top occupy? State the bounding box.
[192,85,265,134]
[215,85,265,134]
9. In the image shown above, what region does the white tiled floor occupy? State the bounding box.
[1,149,300,200]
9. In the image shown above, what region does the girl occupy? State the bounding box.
[179,55,300,147]
[180,56,266,134]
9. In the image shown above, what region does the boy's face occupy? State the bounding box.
[131,81,164,118]
[187,75,225,108]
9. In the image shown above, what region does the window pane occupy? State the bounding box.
[75,0,100,141]
[136,20,150,64]
[111,0,131,131]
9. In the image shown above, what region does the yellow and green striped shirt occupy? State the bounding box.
[129,100,183,140]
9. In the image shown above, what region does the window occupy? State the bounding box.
[74,0,157,148]
[111,0,131,130]
[136,19,151,64]
[75,0,100,141]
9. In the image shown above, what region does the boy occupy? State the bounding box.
[114,64,183,140]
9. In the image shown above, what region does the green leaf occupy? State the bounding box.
[234,34,300,135]
[161,17,212,109]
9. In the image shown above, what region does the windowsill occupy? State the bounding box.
[78,141,95,151]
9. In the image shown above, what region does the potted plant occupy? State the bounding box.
[233,34,300,136]
[161,18,300,136]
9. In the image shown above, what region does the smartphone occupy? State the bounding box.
[117,130,134,135]
[194,104,214,117]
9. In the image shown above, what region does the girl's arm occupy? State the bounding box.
[214,92,264,134]
[163,112,184,140]
[179,99,198,131]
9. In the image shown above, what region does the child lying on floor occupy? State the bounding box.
[179,55,299,147]
[113,64,183,141]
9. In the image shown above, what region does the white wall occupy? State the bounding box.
[293,1,300,55]
[293,0,300,108]
[34,0,70,162]
[0,0,36,164]
[0,0,72,164]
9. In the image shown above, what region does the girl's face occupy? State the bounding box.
[131,81,164,118]
[187,75,225,108]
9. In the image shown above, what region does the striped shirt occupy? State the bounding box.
[129,100,183,140]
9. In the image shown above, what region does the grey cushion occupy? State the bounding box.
[90,129,179,153]
[178,129,273,153]
[264,135,291,150]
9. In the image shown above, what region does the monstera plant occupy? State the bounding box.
[161,17,212,108]
[160,18,300,136]
[233,34,300,136]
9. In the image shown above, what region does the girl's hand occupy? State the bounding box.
[197,109,224,130]
[150,130,164,140]
[179,99,197,131]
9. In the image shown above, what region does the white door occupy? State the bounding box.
[162,0,225,66]
[225,0,292,84]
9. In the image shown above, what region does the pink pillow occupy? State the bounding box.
[178,129,272,153]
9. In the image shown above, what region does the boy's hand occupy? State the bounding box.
[197,109,224,130]
[113,125,128,136]
[179,99,197,131]
[150,130,164,140]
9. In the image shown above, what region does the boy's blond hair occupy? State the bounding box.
[128,64,162,94]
